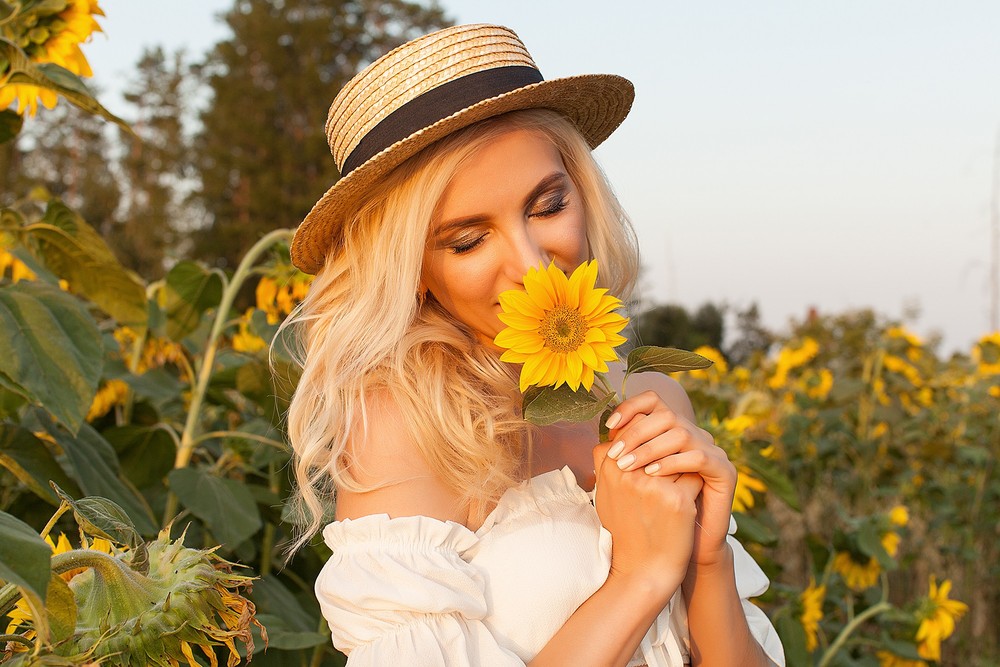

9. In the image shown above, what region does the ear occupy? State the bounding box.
[417,279,428,295]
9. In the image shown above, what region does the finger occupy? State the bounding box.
[603,390,664,432]
[642,449,730,482]
[592,441,612,477]
[614,428,687,471]
[608,410,686,464]
[672,472,705,498]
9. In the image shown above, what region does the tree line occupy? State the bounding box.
[0,0,773,358]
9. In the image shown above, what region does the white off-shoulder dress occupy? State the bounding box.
[315,466,785,666]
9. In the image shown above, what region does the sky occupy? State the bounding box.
[81,1,1000,355]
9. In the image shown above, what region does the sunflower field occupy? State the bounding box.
[1,2,997,665]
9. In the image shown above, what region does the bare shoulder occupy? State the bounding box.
[605,360,696,421]
[334,389,466,524]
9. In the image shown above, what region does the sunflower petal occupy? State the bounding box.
[497,310,543,331]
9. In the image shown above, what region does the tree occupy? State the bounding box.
[0,100,122,231]
[192,0,451,268]
[633,302,725,351]
[115,47,194,278]
[725,302,773,366]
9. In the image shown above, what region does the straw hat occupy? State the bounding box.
[290,23,634,274]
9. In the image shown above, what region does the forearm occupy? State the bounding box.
[682,544,770,666]
[529,572,674,667]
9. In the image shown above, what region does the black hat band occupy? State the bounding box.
[341,65,544,177]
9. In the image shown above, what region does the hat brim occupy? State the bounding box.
[291,73,634,274]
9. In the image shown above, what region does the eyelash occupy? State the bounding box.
[447,194,570,255]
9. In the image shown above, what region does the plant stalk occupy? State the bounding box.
[164,229,293,527]
[817,601,891,667]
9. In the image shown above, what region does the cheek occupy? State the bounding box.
[423,251,501,318]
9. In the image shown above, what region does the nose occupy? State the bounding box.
[503,224,550,285]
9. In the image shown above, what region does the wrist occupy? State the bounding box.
[606,566,682,611]
[684,542,735,589]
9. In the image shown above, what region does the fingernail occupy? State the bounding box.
[617,453,635,470]
[607,441,625,459]
[605,412,621,430]
[644,462,660,475]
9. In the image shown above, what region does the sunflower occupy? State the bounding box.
[732,466,767,513]
[4,533,118,652]
[833,551,881,591]
[799,578,825,652]
[494,260,629,392]
[0,0,105,116]
[915,576,968,661]
[876,651,926,667]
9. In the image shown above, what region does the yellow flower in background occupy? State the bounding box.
[881,530,901,558]
[971,332,1000,376]
[768,337,819,389]
[113,327,188,377]
[883,354,923,387]
[886,325,924,363]
[0,246,37,282]
[686,345,727,381]
[804,368,834,400]
[876,651,926,667]
[890,505,909,527]
[721,414,757,437]
[86,378,129,422]
[256,273,312,324]
[833,551,881,591]
[233,308,267,353]
[494,261,629,392]
[915,576,968,661]
[732,466,767,513]
[0,0,105,116]
[800,579,825,651]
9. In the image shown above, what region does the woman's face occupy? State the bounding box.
[421,128,589,347]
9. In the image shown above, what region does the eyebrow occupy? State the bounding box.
[432,171,569,236]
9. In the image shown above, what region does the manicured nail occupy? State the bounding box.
[617,453,635,470]
[645,462,660,475]
[607,441,625,459]
[605,412,622,430]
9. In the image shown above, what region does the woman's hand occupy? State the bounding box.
[602,390,737,567]
[592,439,703,600]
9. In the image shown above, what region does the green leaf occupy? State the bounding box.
[0,281,102,433]
[0,510,51,603]
[103,425,176,489]
[745,450,801,512]
[0,108,23,144]
[0,424,81,504]
[775,608,811,665]
[168,467,263,547]
[163,261,223,341]
[45,574,76,643]
[252,576,327,650]
[51,483,141,549]
[24,199,148,332]
[42,419,157,535]
[0,39,130,130]
[522,383,616,427]
[255,614,327,650]
[732,511,777,545]
[856,522,894,570]
[624,346,712,378]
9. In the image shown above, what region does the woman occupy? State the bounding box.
[285,23,785,666]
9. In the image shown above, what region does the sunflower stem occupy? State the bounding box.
[816,601,891,667]
[40,501,71,540]
[0,583,22,618]
[165,228,293,528]
[0,633,34,649]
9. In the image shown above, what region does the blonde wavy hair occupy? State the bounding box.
[282,109,640,550]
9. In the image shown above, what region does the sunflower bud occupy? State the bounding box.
[7,528,265,666]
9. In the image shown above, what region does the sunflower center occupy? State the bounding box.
[539,305,587,353]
